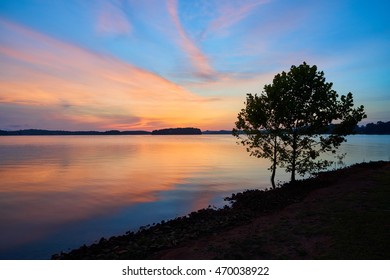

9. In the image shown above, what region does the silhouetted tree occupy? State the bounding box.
[233,62,366,185]
[232,94,287,189]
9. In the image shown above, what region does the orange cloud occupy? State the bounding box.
[0,19,228,130]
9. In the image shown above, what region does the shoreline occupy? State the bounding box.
[53,161,390,260]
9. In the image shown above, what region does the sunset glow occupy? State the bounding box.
[1,0,389,131]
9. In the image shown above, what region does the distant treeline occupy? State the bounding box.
[354,121,390,135]
[0,122,389,136]
[0,128,203,136]
[0,129,150,136]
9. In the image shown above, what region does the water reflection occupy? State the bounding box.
[0,136,271,258]
[0,135,389,259]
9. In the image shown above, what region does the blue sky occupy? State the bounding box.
[0,0,389,130]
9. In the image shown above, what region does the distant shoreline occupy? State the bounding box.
[1,121,390,135]
[0,128,233,136]
[2,129,390,136]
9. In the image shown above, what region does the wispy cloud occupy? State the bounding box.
[163,0,275,85]
[167,0,217,80]
[95,0,132,36]
[204,0,270,38]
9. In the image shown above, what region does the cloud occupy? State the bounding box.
[167,0,217,80]
[95,0,132,36]
[204,0,270,38]
[162,0,277,85]
[0,19,227,130]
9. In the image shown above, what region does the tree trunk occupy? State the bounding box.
[271,135,277,189]
[271,166,276,189]
[291,130,297,182]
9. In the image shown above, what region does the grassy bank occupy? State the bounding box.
[53,161,390,260]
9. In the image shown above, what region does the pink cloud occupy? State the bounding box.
[96,0,132,36]
[203,0,270,38]
[167,0,216,80]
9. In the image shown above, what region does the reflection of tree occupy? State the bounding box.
[334,153,346,170]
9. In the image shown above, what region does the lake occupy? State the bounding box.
[0,134,389,259]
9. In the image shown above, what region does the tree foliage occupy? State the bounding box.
[233,62,366,187]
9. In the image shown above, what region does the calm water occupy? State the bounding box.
[0,134,389,259]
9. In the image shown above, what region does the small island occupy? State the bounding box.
[151,127,202,135]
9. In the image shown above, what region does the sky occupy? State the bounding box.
[0,0,389,131]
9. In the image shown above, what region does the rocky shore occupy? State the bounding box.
[53,161,390,260]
